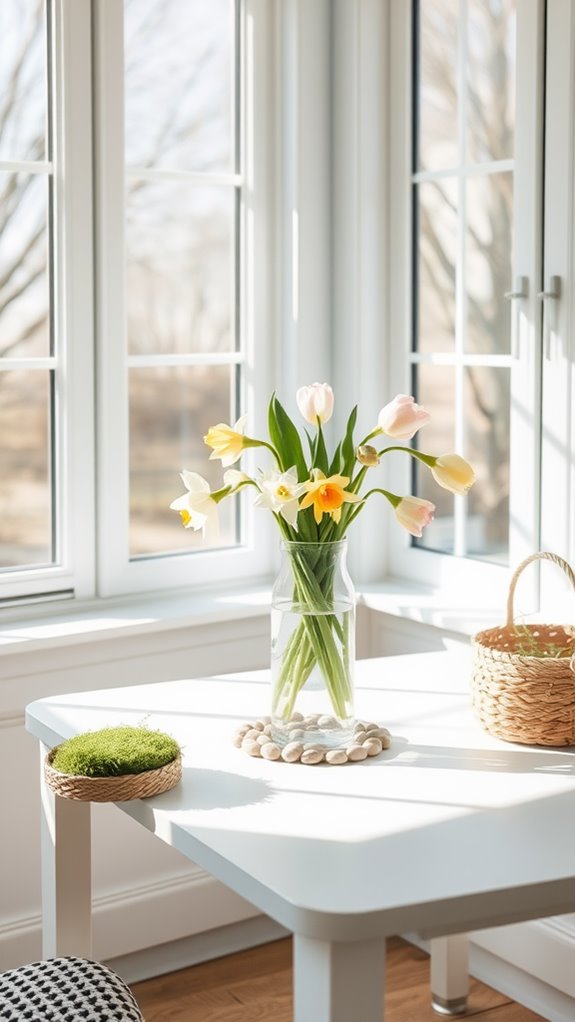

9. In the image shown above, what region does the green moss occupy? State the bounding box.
[51,726,181,778]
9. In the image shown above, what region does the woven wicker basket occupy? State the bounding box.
[471,551,575,746]
[44,748,182,802]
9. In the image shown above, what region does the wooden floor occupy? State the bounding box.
[131,936,544,1021]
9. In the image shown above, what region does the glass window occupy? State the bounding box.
[124,0,241,560]
[0,1,55,572]
[411,0,516,563]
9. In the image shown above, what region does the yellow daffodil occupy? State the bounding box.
[299,470,361,525]
[204,415,248,467]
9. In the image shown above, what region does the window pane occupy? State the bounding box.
[0,370,52,568]
[129,365,236,557]
[466,366,509,562]
[467,0,516,164]
[413,365,455,554]
[124,0,235,173]
[0,0,47,162]
[0,173,50,358]
[415,179,457,353]
[466,172,513,354]
[416,0,458,172]
[127,181,235,355]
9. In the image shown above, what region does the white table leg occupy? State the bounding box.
[430,934,469,1015]
[40,741,92,959]
[293,935,385,1022]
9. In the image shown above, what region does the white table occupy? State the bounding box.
[26,651,575,1021]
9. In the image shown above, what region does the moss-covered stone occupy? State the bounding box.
[51,726,181,778]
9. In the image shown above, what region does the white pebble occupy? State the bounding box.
[242,739,262,757]
[261,715,272,724]
[326,750,348,765]
[289,729,305,741]
[301,749,324,765]
[244,728,262,741]
[290,712,304,722]
[380,733,391,749]
[307,713,321,723]
[364,738,383,757]
[232,727,250,748]
[346,744,368,761]
[303,743,322,751]
[254,719,266,731]
[355,720,370,731]
[366,726,387,738]
[318,715,337,728]
[281,742,304,763]
[263,724,272,736]
[261,742,281,761]
[355,731,368,745]
[256,733,270,746]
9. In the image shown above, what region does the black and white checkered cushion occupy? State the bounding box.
[0,957,144,1021]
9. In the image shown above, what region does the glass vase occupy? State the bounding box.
[270,539,355,750]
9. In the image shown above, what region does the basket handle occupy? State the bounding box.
[506,551,575,627]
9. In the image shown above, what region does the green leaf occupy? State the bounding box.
[328,441,342,476]
[341,405,358,477]
[268,394,308,479]
[313,423,329,475]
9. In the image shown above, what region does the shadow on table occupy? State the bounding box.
[144,767,272,812]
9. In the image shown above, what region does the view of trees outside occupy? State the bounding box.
[1,0,515,573]
[124,0,238,557]
[0,0,51,569]
[413,0,515,562]
[0,0,237,570]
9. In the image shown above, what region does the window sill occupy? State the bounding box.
[0,581,274,657]
[359,577,504,638]
[0,575,507,659]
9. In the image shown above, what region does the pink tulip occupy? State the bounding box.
[296,382,334,426]
[377,394,430,440]
[395,495,435,537]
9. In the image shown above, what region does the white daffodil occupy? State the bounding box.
[255,467,304,529]
[169,471,219,541]
[223,469,251,491]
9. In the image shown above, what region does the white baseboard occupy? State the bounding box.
[470,937,575,1022]
[105,915,289,985]
[0,870,264,972]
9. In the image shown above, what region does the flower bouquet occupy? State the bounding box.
[171,385,475,749]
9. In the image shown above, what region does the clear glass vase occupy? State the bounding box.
[270,539,356,750]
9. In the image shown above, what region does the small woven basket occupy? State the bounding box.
[44,748,182,802]
[471,551,575,746]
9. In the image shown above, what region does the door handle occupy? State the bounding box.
[537,275,561,300]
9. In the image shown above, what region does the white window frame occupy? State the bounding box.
[93,0,275,598]
[0,0,95,605]
[385,0,545,605]
[539,0,575,608]
[1,0,276,608]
